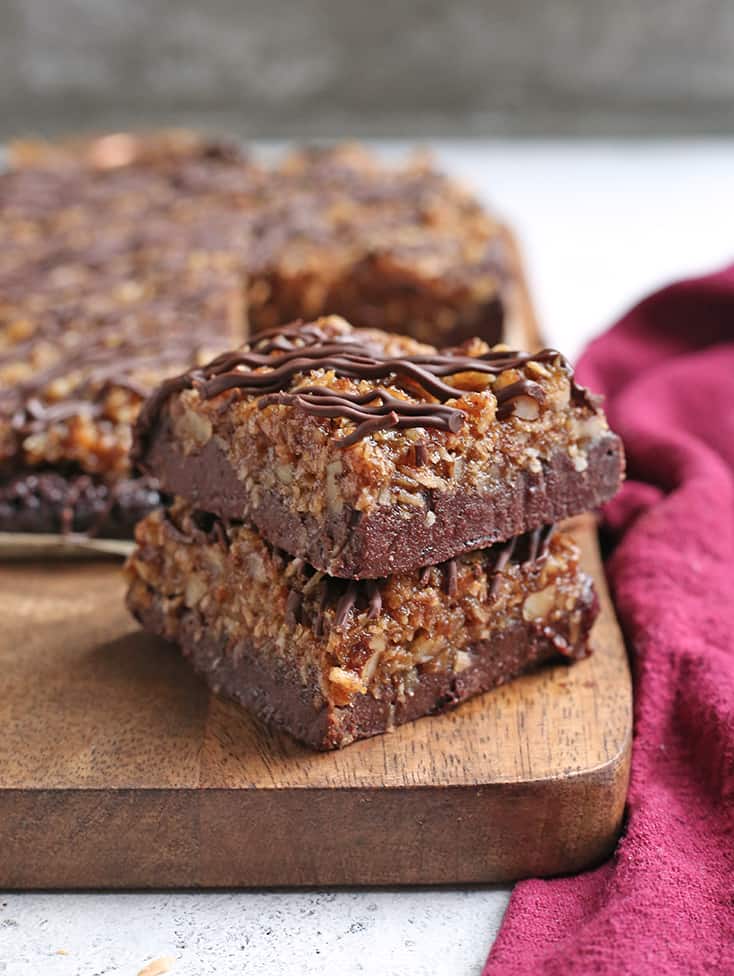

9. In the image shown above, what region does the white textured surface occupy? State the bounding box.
[1,140,733,976]
[0,889,508,975]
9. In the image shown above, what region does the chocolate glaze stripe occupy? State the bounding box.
[259,385,464,446]
[445,558,459,597]
[133,322,596,459]
[489,536,518,598]
[4,335,222,477]
[495,379,546,420]
[2,330,219,454]
[296,521,556,629]
[195,342,568,401]
[334,584,358,629]
[333,579,385,629]
[527,523,555,564]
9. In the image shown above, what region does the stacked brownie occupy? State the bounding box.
[126,316,624,749]
[0,134,518,539]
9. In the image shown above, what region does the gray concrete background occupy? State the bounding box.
[1,0,733,140]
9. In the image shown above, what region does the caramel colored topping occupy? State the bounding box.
[126,499,593,707]
[134,317,595,457]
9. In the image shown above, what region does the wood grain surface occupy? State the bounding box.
[0,232,632,886]
[0,516,631,886]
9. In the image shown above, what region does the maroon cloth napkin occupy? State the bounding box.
[485,266,734,975]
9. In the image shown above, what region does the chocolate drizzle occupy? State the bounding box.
[285,589,302,628]
[287,520,556,629]
[134,320,595,459]
[258,385,463,447]
[486,524,555,597]
[312,524,560,630]
[444,558,459,597]
[333,578,384,629]
[527,523,554,564]
[163,504,557,635]
[495,379,546,420]
[414,443,428,466]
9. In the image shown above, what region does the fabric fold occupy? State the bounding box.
[485,265,734,975]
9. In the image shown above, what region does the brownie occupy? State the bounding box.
[244,143,511,347]
[133,316,624,577]
[125,500,598,749]
[0,134,522,539]
[3,136,513,348]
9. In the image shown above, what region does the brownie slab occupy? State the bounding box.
[134,316,624,577]
[0,135,524,539]
[245,144,511,347]
[125,500,598,750]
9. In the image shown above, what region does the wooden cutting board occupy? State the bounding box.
[0,514,630,888]
[0,230,632,887]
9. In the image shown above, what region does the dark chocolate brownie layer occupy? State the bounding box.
[0,470,161,539]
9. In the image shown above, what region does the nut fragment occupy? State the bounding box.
[454,650,472,672]
[328,666,364,705]
[275,463,294,484]
[447,370,494,392]
[511,395,540,421]
[184,574,208,607]
[172,403,213,453]
[326,459,344,512]
[526,360,551,380]
[522,584,557,622]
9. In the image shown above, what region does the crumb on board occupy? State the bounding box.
[137,957,174,976]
